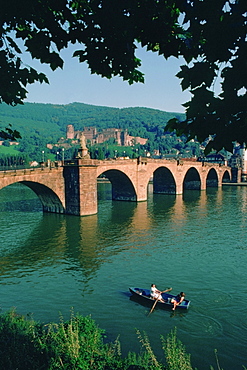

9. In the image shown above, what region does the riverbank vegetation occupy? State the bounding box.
[0,308,195,370]
[0,308,245,369]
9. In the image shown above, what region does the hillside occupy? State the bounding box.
[0,102,185,143]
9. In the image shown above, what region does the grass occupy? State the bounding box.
[0,145,19,155]
[0,308,244,370]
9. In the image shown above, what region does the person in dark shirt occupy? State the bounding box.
[171,292,185,310]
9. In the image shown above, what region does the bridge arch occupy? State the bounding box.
[0,181,65,214]
[22,181,65,213]
[206,168,219,187]
[153,167,176,194]
[183,167,201,190]
[222,169,231,182]
[98,169,137,201]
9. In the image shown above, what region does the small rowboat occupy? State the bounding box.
[129,287,190,310]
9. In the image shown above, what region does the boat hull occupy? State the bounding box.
[129,287,190,310]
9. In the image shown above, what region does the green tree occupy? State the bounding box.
[97,147,105,160]
[1,0,246,152]
[165,0,247,154]
[2,140,10,147]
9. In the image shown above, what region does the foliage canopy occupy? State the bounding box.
[1,0,247,152]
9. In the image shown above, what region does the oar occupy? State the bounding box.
[148,287,172,315]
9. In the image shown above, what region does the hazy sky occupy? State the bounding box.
[24,44,190,113]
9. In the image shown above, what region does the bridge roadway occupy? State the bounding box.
[0,157,233,216]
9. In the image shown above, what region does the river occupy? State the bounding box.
[0,182,246,370]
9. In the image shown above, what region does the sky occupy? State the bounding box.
[23,44,190,113]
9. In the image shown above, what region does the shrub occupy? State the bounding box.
[161,328,193,370]
[0,309,195,370]
[0,309,46,369]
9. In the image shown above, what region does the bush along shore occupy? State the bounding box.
[0,309,241,370]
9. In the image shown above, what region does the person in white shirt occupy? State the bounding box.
[150,284,172,303]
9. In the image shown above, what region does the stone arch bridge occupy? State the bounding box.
[0,157,233,216]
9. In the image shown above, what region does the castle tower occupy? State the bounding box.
[67,124,75,140]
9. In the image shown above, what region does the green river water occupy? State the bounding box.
[0,182,246,369]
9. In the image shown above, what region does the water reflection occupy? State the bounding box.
[0,214,67,278]
[0,184,229,283]
[0,183,247,370]
[0,192,154,283]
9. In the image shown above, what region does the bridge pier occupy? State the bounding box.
[201,176,207,191]
[64,159,98,216]
[176,182,183,195]
[135,171,149,201]
[78,163,98,216]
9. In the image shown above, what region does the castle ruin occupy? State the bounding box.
[66,125,147,147]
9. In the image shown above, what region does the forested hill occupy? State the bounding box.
[0,102,185,142]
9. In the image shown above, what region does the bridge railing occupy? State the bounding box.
[0,165,33,172]
[0,161,64,172]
